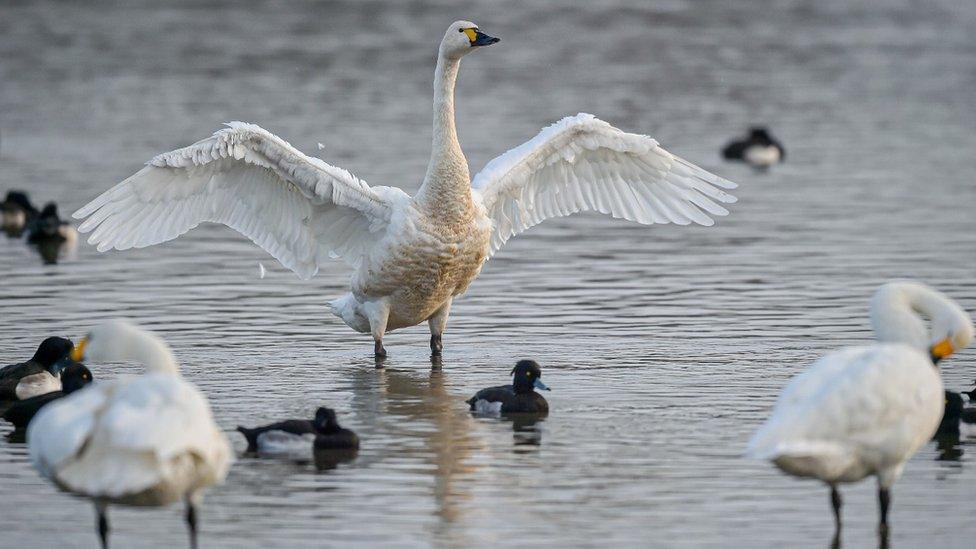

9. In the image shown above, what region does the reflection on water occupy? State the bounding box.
[2,0,976,547]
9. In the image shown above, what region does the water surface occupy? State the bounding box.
[1,0,975,547]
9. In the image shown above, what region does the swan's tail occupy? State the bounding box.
[236,426,259,452]
[328,294,371,333]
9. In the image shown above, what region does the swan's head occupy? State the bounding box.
[440,20,499,59]
[870,281,974,363]
[70,320,180,374]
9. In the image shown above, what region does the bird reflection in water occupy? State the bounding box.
[314,448,359,471]
[346,355,481,543]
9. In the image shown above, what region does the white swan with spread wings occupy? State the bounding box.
[74,21,737,357]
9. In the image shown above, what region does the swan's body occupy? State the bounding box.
[74,21,736,356]
[747,281,974,534]
[28,321,232,549]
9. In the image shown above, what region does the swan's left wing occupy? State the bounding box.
[472,114,737,255]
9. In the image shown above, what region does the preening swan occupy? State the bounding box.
[747,281,973,535]
[73,21,737,357]
[27,321,232,549]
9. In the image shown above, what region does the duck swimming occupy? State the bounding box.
[28,203,77,245]
[72,20,737,358]
[2,362,92,431]
[1,190,38,237]
[237,406,359,455]
[467,360,550,415]
[937,390,976,439]
[0,336,73,411]
[748,281,974,535]
[722,127,785,169]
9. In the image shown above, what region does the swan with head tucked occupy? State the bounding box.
[747,281,973,536]
[72,21,737,357]
[27,321,232,549]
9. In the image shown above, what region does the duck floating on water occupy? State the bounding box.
[237,406,359,456]
[0,336,73,412]
[468,360,550,415]
[73,20,737,358]
[2,362,92,431]
[722,127,785,169]
[1,190,38,237]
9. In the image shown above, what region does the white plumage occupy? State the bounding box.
[73,21,736,357]
[28,321,232,549]
[747,281,974,534]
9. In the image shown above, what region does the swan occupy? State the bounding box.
[73,21,737,357]
[747,281,974,535]
[27,321,233,549]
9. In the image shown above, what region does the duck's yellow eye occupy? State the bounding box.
[463,28,478,43]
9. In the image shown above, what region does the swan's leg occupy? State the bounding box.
[878,487,891,535]
[94,501,110,549]
[829,484,842,530]
[364,299,391,358]
[428,299,452,356]
[185,495,199,549]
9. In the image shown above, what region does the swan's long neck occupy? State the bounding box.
[127,331,180,375]
[416,53,473,217]
[870,282,973,351]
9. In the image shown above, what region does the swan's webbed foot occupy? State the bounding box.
[374,340,387,358]
[430,334,442,356]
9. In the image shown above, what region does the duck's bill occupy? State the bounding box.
[471,30,500,47]
[534,379,550,391]
[70,337,88,362]
[52,356,73,375]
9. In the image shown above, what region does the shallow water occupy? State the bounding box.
[2,0,976,547]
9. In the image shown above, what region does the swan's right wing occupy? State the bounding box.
[74,123,407,279]
[472,114,737,256]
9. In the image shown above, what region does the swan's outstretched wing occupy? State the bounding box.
[74,123,407,279]
[472,114,737,255]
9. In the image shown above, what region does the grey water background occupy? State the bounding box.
[1,0,975,546]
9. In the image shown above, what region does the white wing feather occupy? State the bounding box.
[73,123,407,279]
[472,113,737,255]
[747,344,942,462]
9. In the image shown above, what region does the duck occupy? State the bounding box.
[1,190,38,237]
[467,360,550,415]
[237,406,359,456]
[0,336,73,411]
[936,390,976,439]
[72,20,737,358]
[27,203,78,245]
[27,321,233,549]
[962,381,976,402]
[2,362,92,431]
[722,127,785,169]
[747,281,974,536]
